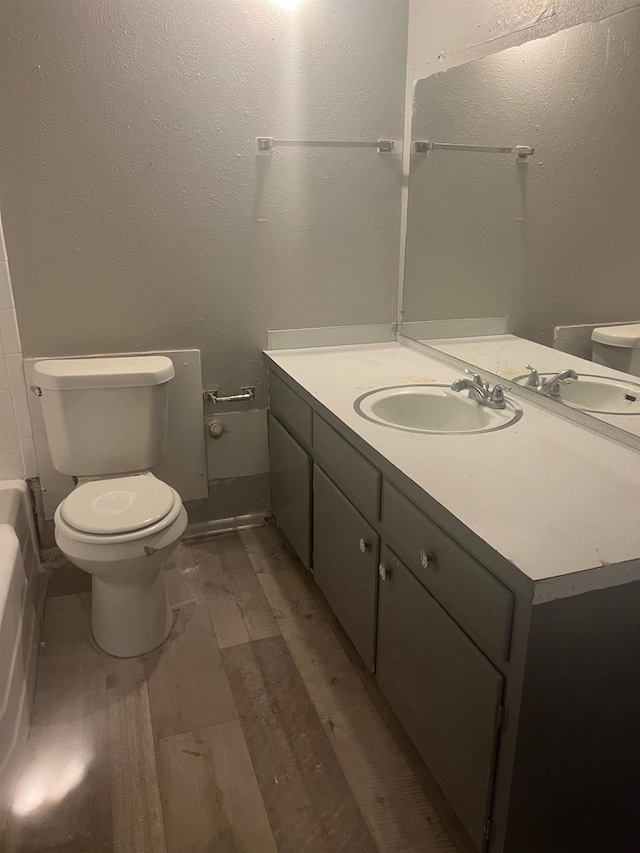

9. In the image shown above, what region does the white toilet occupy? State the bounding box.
[33,355,188,658]
[591,323,640,376]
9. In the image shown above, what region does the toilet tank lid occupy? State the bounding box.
[591,323,640,349]
[33,356,175,390]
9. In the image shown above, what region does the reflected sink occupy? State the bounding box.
[514,373,640,415]
[354,385,522,435]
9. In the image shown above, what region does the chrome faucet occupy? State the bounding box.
[538,369,579,399]
[521,365,579,399]
[451,370,507,409]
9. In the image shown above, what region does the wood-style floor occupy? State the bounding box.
[3,526,473,853]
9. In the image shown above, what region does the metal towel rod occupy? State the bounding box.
[256,137,395,154]
[414,140,534,159]
[203,387,255,404]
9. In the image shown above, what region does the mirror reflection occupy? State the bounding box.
[401,8,640,436]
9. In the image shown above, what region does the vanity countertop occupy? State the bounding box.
[265,341,640,603]
[424,334,640,438]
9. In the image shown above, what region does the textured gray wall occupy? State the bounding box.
[0,0,408,401]
[408,0,640,80]
[403,8,640,345]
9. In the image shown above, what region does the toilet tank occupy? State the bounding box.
[33,356,176,476]
[591,324,640,377]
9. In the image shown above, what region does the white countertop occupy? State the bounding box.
[266,342,640,603]
[425,334,640,438]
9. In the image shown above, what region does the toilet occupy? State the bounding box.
[591,323,640,377]
[33,355,188,658]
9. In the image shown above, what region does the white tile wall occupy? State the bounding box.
[0,212,32,479]
[0,309,22,355]
[0,262,13,309]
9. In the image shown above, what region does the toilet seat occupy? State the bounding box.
[61,474,176,534]
[56,475,183,545]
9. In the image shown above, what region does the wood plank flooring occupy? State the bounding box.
[2,526,469,853]
[222,637,376,853]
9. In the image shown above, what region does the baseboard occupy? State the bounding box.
[184,512,270,541]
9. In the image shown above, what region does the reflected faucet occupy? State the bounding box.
[538,369,579,399]
[451,370,507,409]
[521,366,579,399]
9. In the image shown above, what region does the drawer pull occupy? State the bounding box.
[379,563,391,581]
[419,549,435,570]
[359,538,370,554]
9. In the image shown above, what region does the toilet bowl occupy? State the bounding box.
[54,473,188,657]
[32,355,187,658]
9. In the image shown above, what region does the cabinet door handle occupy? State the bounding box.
[359,538,370,554]
[419,549,435,569]
[379,563,391,581]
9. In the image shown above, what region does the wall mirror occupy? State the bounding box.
[400,8,640,440]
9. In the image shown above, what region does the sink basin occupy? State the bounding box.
[354,385,522,434]
[514,373,640,415]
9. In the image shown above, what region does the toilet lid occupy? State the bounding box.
[60,476,176,535]
[591,323,640,348]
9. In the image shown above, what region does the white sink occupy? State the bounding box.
[514,374,640,415]
[354,385,522,434]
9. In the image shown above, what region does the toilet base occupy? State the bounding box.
[92,569,174,658]
[55,505,188,658]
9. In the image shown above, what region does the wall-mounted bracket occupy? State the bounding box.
[203,386,255,404]
[256,137,395,155]
[414,140,534,160]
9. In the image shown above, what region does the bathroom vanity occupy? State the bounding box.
[264,342,640,853]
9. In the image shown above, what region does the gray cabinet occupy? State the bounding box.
[382,482,513,662]
[266,363,640,853]
[377,546,504,852]
[313,466,379,670]
[268,415,312,569]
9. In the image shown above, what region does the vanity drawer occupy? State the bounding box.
[382,481,513,662]
[313,413,381,525]
[269,371,313,448]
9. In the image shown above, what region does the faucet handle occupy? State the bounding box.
[489,385,505,405]
[464,369,486,390]
[524,364,540,387]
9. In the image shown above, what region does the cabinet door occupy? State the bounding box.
[377,547,503,851]
[313,466,379,670]
[382,481,513,663]
[268,415,312,569]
